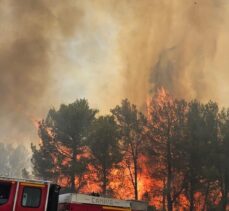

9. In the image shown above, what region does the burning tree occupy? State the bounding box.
[31,121,60,181]
[87,115,122,195]
[30,95,229,210]
[147,88,188,211]
[147,90,227,210]
[181,101,220,211]
[218,109,229,211]
[111,99,147,200]
[32,99,97,192]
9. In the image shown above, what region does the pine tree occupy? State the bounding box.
[111,99,147,200]
[87,115,122,195]
[31,99,97,191]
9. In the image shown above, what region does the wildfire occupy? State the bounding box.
[145,87,190,210]
[38,87,207,210]
[53,88,177,209]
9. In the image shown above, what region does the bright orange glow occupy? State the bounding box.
[37,87,223,209]
[47,88,187,209]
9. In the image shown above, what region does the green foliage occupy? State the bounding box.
[31,99,97,191]
[217,108,229,210]
[147,90,188,210]
[178,101,220,210]
[31,124,59,181]
[111,99,147,200]
[30,96,229,209]
[87,115,122,195]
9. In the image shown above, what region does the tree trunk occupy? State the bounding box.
[70,173,75,192]
[134,157,138,200]
[102,169,107,196]
[162,179,166,211]
[70,149,77,192]
[222,190,228,211]
[202,182,210,211]
[189,179,194,211]
[222,172,228,211]
[167,139,173,211]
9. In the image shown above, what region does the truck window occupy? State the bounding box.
[0,182,11,205]
[22,187,41,208]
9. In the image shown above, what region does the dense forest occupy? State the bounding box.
[31,89,229,211]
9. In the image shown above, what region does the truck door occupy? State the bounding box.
[0,180,16,211]
[15,182,48,211]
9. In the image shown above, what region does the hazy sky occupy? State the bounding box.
[0,0,229,146]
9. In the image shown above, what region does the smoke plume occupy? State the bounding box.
[0,0,82,143]
[0,0,228,144]
[115,0,226,104]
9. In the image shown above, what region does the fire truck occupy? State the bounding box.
[0,177,148,211]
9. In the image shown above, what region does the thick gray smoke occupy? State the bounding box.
[0,0,228,144]
[0,0,82,143]
[115,0,227,104]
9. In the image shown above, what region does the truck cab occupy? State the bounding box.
[0,177,60,211]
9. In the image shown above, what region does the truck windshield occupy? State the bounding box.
[0,182,11,205]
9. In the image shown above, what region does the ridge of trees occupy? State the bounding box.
[31,92,229,210]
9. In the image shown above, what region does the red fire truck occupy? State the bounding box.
[0,177,148,211]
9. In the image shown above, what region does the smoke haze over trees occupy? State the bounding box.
[32,92,229,210]
[0,143,30,178]
[1,0,229,146]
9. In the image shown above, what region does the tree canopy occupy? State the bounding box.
[31,94,229,210]
[32,99,97,192]
[87,115,122,195]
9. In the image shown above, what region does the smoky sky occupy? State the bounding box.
[116,0,226,104]
[0,0,229,144]
[0,0,82,143]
